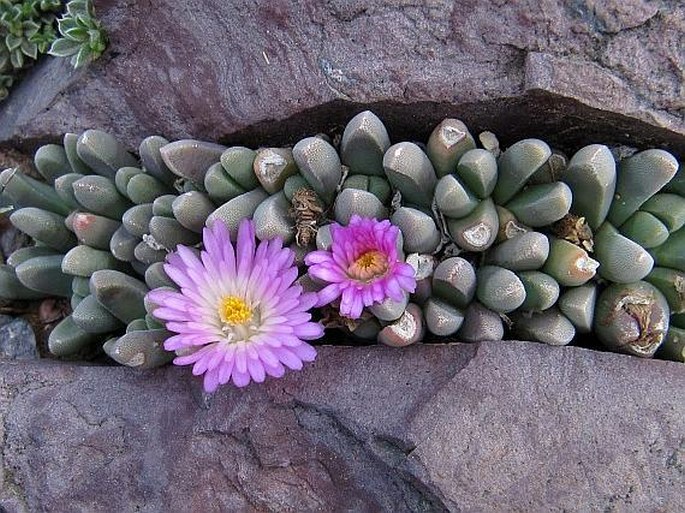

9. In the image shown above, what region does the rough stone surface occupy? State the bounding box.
[0,315,37,359]
[0,342,683,512]
[0,0,682,157]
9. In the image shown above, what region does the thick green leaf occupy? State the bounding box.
[64,26,87,41]
[72,43,90,67]
[57,16,77,34]
[48,37,80,57]
[5,33,21,51]
[20,39,37,59]
[10,47,23,68]
[66,0,88,17]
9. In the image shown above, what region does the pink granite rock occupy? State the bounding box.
[0,0,681,157]
[0,342,683,512]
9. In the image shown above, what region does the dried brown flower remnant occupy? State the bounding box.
[290,187,324,246]
[552,214,594,252]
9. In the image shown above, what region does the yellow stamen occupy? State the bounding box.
[219,296,253,325]
[348,250,389,282]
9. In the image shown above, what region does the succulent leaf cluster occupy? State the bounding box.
[0,0,61,99]
[0,0,105,100]
[47,0,106,68]
[1,111,684,368]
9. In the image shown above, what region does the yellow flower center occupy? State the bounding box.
[219,295,253,325]
[348,250,389,282]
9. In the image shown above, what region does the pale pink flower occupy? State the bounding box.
[305,215,416,319]
[146,219,323,392]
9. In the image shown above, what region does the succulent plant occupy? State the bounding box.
[47,0,106,68]
[0,0,105,100]
[0,109,684,374]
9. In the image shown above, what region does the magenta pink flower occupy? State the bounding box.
[305,215,416,319]
[146,219,323,392]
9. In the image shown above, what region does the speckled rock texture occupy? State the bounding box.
[0,343,683,512]
[0,0,682,157]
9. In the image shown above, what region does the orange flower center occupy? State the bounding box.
[348,250,389,282]
[219,296,252,325]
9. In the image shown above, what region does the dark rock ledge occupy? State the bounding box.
[0,0,682,157]
[1,342,683,512]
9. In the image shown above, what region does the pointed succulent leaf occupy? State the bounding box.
[649,227,685,272]
[103,329,174,369]
[434,174,479,219]
[144,262,175,290]
[171,191,215,233]
[0,263,47,300]
[619,211,669,249]
[476,265,526,314]
[0,167,72,215]
[457,301,504,343]
[114,166,142,198]
[6,246,60,268]
[71,212,121,250]
[159,139,226,190]
[34,144,71,184]
[340,110,390,177]
[62,244,129,277]
[206,188,268,238]
[76,129,138,180]
[15,254,72,297]
[72,294,124,333]
[516,271,560,312]
[122,204,153,238]
[126,173,173,204]
[558,284,597,334]
[72,175,132,219]
[139,136,176,186]
[63,132,91,173]
[594,222,653,283]
[542,238,598,287]
[512,308,575,346]
[148,216,201,250]
[334,188,388,226]
[562,144,616,230]
[505,181,572,227]
[607,149,679,227]
[293,138,342,204]
[220,146,258,190]
[109,225,139,262]
[455,149,498,199]
[9,207,76,252]
[432,257,477,309]
[52,172,83,210]
[90,269,149,323]
[382,142,437,208]
[48,315,99,356]
[640,193,685,233]
[486,231,549,271]
[446,198,498,252]
[48,36,80,56]
[424,297,464,336]
[493,139,551,204]
[426,118,476,178]
[151,194,176,217]
[204,162,245,203]
[390,207,439,254]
